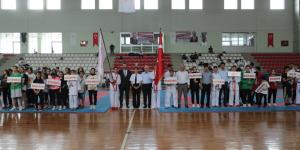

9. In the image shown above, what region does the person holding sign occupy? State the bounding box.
[33,72,44,110]
[176,64,190,108]
[130,67,142,109]
[87,68,98,110]
[48,72,60,110]
[67,70,80,110]
[58,71,68,110]
[164,68,177,108]
[1,70,11,108]
[9,66,22,111]
[240,65,255,107]
[190,67,202,108]
[18,67,28,108]
[110,67,121,109]
[211,66,222,107]
[201,64,212,108]
[268,69,279,106]
[255,76,270,107]
[78,71,86,108]
[228,66,241,107]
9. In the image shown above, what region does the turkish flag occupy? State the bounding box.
[154,32,164,86]
[93,32,99,47]
[268,33,274,47]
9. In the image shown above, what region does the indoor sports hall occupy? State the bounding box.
[0,0,300,149]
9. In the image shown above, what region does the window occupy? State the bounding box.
[224,0,237,9]
[172,0,185,10]
[0,33,20,54]
[47,0,61,10]
[135,0,140,9]
[270,0,284,10]
[1,0,16,10]
[41,33,62,53]
[99,0,113,9]
[241,0,254,9]
[222,33,255,47]
[144,0,158,9]
[189,0,203,10]
[28,33,38,54]
[29,33,62,54]
[81,0,95,9]
[28,0,44,10]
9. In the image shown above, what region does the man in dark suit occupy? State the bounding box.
[118,64,132,108]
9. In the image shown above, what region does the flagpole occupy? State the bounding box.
[99,28,113,78]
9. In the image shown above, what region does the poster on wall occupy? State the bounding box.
[80,41,88,47]
[268,33,274,47]
[129,32,156,45]
[281,40,289,47]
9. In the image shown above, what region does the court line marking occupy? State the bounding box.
[120,109,136,150]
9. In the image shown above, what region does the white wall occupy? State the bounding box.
[0,0,294,53]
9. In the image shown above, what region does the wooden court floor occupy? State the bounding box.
[0,110,300,150]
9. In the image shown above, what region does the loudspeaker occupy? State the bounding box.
[21,32,27,43]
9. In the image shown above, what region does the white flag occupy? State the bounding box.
[119,0,136,13]
[98,32,106,83]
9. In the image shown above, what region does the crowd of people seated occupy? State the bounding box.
[0,60,300,111]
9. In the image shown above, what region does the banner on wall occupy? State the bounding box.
[93,32,99,47]
[176,31,198,43]
[268,33,274,47]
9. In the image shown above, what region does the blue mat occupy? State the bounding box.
[0,95,111,113]
[158,90,300,113]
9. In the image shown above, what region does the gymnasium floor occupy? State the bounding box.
[0,110,300,150]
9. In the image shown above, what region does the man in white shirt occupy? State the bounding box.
[165,68,177,108]
[142,65,154,108]
[218,62,229,107]
[130,67,142,109]
[176,64,190,108]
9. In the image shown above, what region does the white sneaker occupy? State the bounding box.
[90,105,93,110]
[10,107,16,111]
[52,106,56,110]
[273,103,277,106]
[93,105,96,110]
[63,106,66,109]
[19,107,22,111]
[247,104,251,107]
[268,103,272,106]
[192,104,195,108]
[243,104,247,107]
[58,106,62,110]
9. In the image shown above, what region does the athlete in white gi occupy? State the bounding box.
[109,67,121,108]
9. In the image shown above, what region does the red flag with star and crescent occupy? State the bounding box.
[154,32,164,86]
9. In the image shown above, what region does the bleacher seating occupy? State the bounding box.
[113,53,172,70]
[24,53,98,71]
[182,53,249,71]
[252,53,300,72]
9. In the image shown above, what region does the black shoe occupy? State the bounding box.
[185,105,189,108]
[143,106,147,108]
[119,105,123,109]
[201,105,204,108]
[206,104,210,108]
[178,105,181,108]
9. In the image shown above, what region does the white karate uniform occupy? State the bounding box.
[165,73,178,108]
[211,72,222,107]
[296,79,300,104]
[150,71,161,109]
[109,73,121,108]
[228,76,241,106]
[67,75,81,109]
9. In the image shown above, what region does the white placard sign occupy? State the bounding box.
[188,73,202,79]
[164,77,178,85]
[64,75,78,81]
[287,72,297,78]
[46,79,61,86]
[296,72,300,79]
[7,77,21,83]
[85,79,100,85]
[31,83,45,90]
[212,79,225,85]
[243,73,256,79]
[269,76,282,82]
[228,71,241,77]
